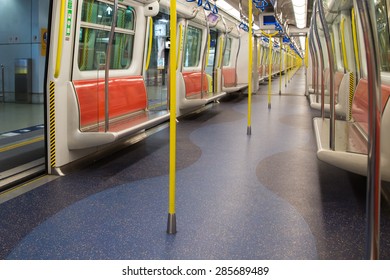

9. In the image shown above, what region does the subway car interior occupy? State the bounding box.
[1,0,390,260]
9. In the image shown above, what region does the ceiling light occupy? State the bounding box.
[299,36,306,51]
[217,0,241,21]
[291,0,307,28]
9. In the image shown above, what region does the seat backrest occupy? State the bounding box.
[222,67,236,87]
[182,71,208,97]
[73,76,147,128]
[351,79,390,134]
[334,71,345,102]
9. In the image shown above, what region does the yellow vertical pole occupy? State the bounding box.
[267,37,272,109]
[304,35,309,68]
[54,0,66,78]
[167,0,177,234]
[247,0,253,135]
[279,38,282,95]
[285,48,289,87]
[288,50,290,81]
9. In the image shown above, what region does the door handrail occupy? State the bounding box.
[313,5,325,118]
[356,0,382,260]
[318,0,336,150]
[104,0,118,132]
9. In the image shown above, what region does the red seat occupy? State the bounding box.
[182,71,208,97]
[73,76,147,128]
[351,79,390,134]
[222,67,236,87]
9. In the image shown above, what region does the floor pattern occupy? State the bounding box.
[1,69,389,259]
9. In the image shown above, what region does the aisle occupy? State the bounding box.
[1,69,389,259]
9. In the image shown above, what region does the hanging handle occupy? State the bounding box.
[203,0,211,10]
[212,3,218,14]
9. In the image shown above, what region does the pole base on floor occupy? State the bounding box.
[167,213,177,234]
[268,103,271,109]
[247,126,251,135]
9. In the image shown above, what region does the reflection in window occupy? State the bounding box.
[184,26,202,67]
[336,21,345,71]
[375,0,390,72]
[78,0,135,71]
[263,46,269,65]
[261,46,267,65]
[223,37,232,66]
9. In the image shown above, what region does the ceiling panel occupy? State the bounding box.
[220,0,313,29]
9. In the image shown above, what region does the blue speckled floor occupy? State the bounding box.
[1,69,390,259]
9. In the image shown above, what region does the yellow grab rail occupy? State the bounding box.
[285,47,289,87]
[247,0,253,134]
[145,17,154,71]
[54,0,67,78]
[304,36,309,68]
[268,38,272,108]
[206,33,211,70]
[217,36,224,68]
[351,8,361,74]
[168,0,177,234]
[260,30,279,108]
[279,38,282,95]
[340,17,349,71]
[260,30,279,37]
[177,23,183,70]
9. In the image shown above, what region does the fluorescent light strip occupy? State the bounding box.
[217,0,241,21]
[292,0,307,28]
[299,36,306,51]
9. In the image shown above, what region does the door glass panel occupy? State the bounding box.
[0,2,48,190]
[375,0,390,72]
[223,37,232,66]
[206,30,217,94]
[144,13,169,111]
[184,26,202,68]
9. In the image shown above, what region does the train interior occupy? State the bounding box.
[1,0,390,260]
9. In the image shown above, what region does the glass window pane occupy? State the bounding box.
[78,28,109,70]
[184,26,202,67]
[78,28,133,70]
[112,33,133,69]
[223,37,232,66]
[81,0,135,29]
[117,7,135,30]
[79,0,135,71]
[81,0,113,26]
[376,0,390,72]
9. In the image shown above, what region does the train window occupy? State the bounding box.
[223,37,232,66]
[336,18,346,72]
[184,25,202,67]
[375,0,390,72]
[330,29,340,71]
[81,0,134,29]
[78,0,135,71]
